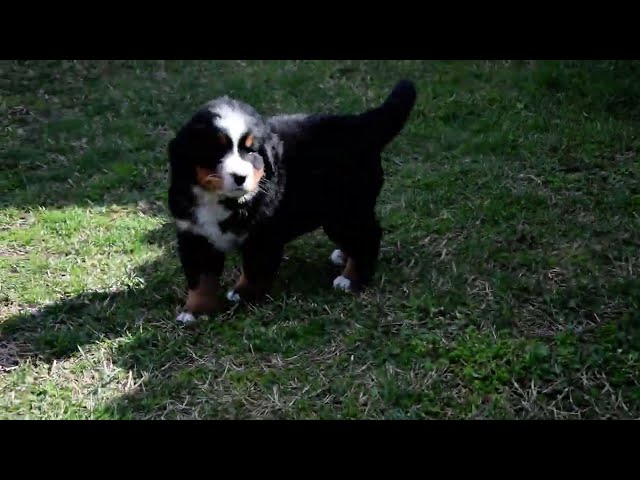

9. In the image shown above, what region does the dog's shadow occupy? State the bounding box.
[0,222,356,418]
[273,233,344,298]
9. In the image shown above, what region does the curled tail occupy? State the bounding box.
[272,80,417,156]
[355,79,417,150]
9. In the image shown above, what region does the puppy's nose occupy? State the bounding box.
[231,174,246,186]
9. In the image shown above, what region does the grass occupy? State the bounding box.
[1,60,639,419]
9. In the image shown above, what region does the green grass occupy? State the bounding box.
[1,60,639,419]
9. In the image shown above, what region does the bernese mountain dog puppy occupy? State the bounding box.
[168,79,417,325]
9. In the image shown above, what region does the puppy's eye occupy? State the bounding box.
[240,133,258,152]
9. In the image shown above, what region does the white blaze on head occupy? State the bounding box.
[211,106,254,195]
[215,105,248,145]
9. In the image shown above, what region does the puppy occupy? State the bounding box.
[167,80,417,325]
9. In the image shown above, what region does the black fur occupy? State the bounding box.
[168,80,417,317]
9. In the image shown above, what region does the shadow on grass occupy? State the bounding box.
[3,60,640,418]
[0,220,354,418]
[3,60,640,213]
[528,60,640,122]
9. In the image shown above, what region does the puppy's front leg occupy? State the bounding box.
[227,239,284,304]
[176,230,225,325]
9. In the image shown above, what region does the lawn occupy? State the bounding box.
[1,60,639,419]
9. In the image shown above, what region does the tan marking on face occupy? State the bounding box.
[244,134,254,149]
[217,132,229,146]
[247,166,264,192]
[195,166,224,191]
[185,274,221,314]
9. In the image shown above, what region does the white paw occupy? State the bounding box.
[176,311,197,326]
[332,275,352,292]
[330,249,346,266]
[226,290,241,302]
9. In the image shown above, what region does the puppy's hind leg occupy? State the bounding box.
[329,248,347,267]
[324,214,383,293]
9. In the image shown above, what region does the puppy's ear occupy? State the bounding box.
[168,109,222,181]
[169,109,215,152]
[190,109,216,128]
[247,151,265,171]
[168,136,178,160]
[167,134,185,169]
[258,133,282,177]
[167,130,194,183]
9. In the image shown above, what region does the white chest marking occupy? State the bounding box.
[176,187,247,252]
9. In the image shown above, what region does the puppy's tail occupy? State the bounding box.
[280,80,417,156]
[354,79,417,150]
